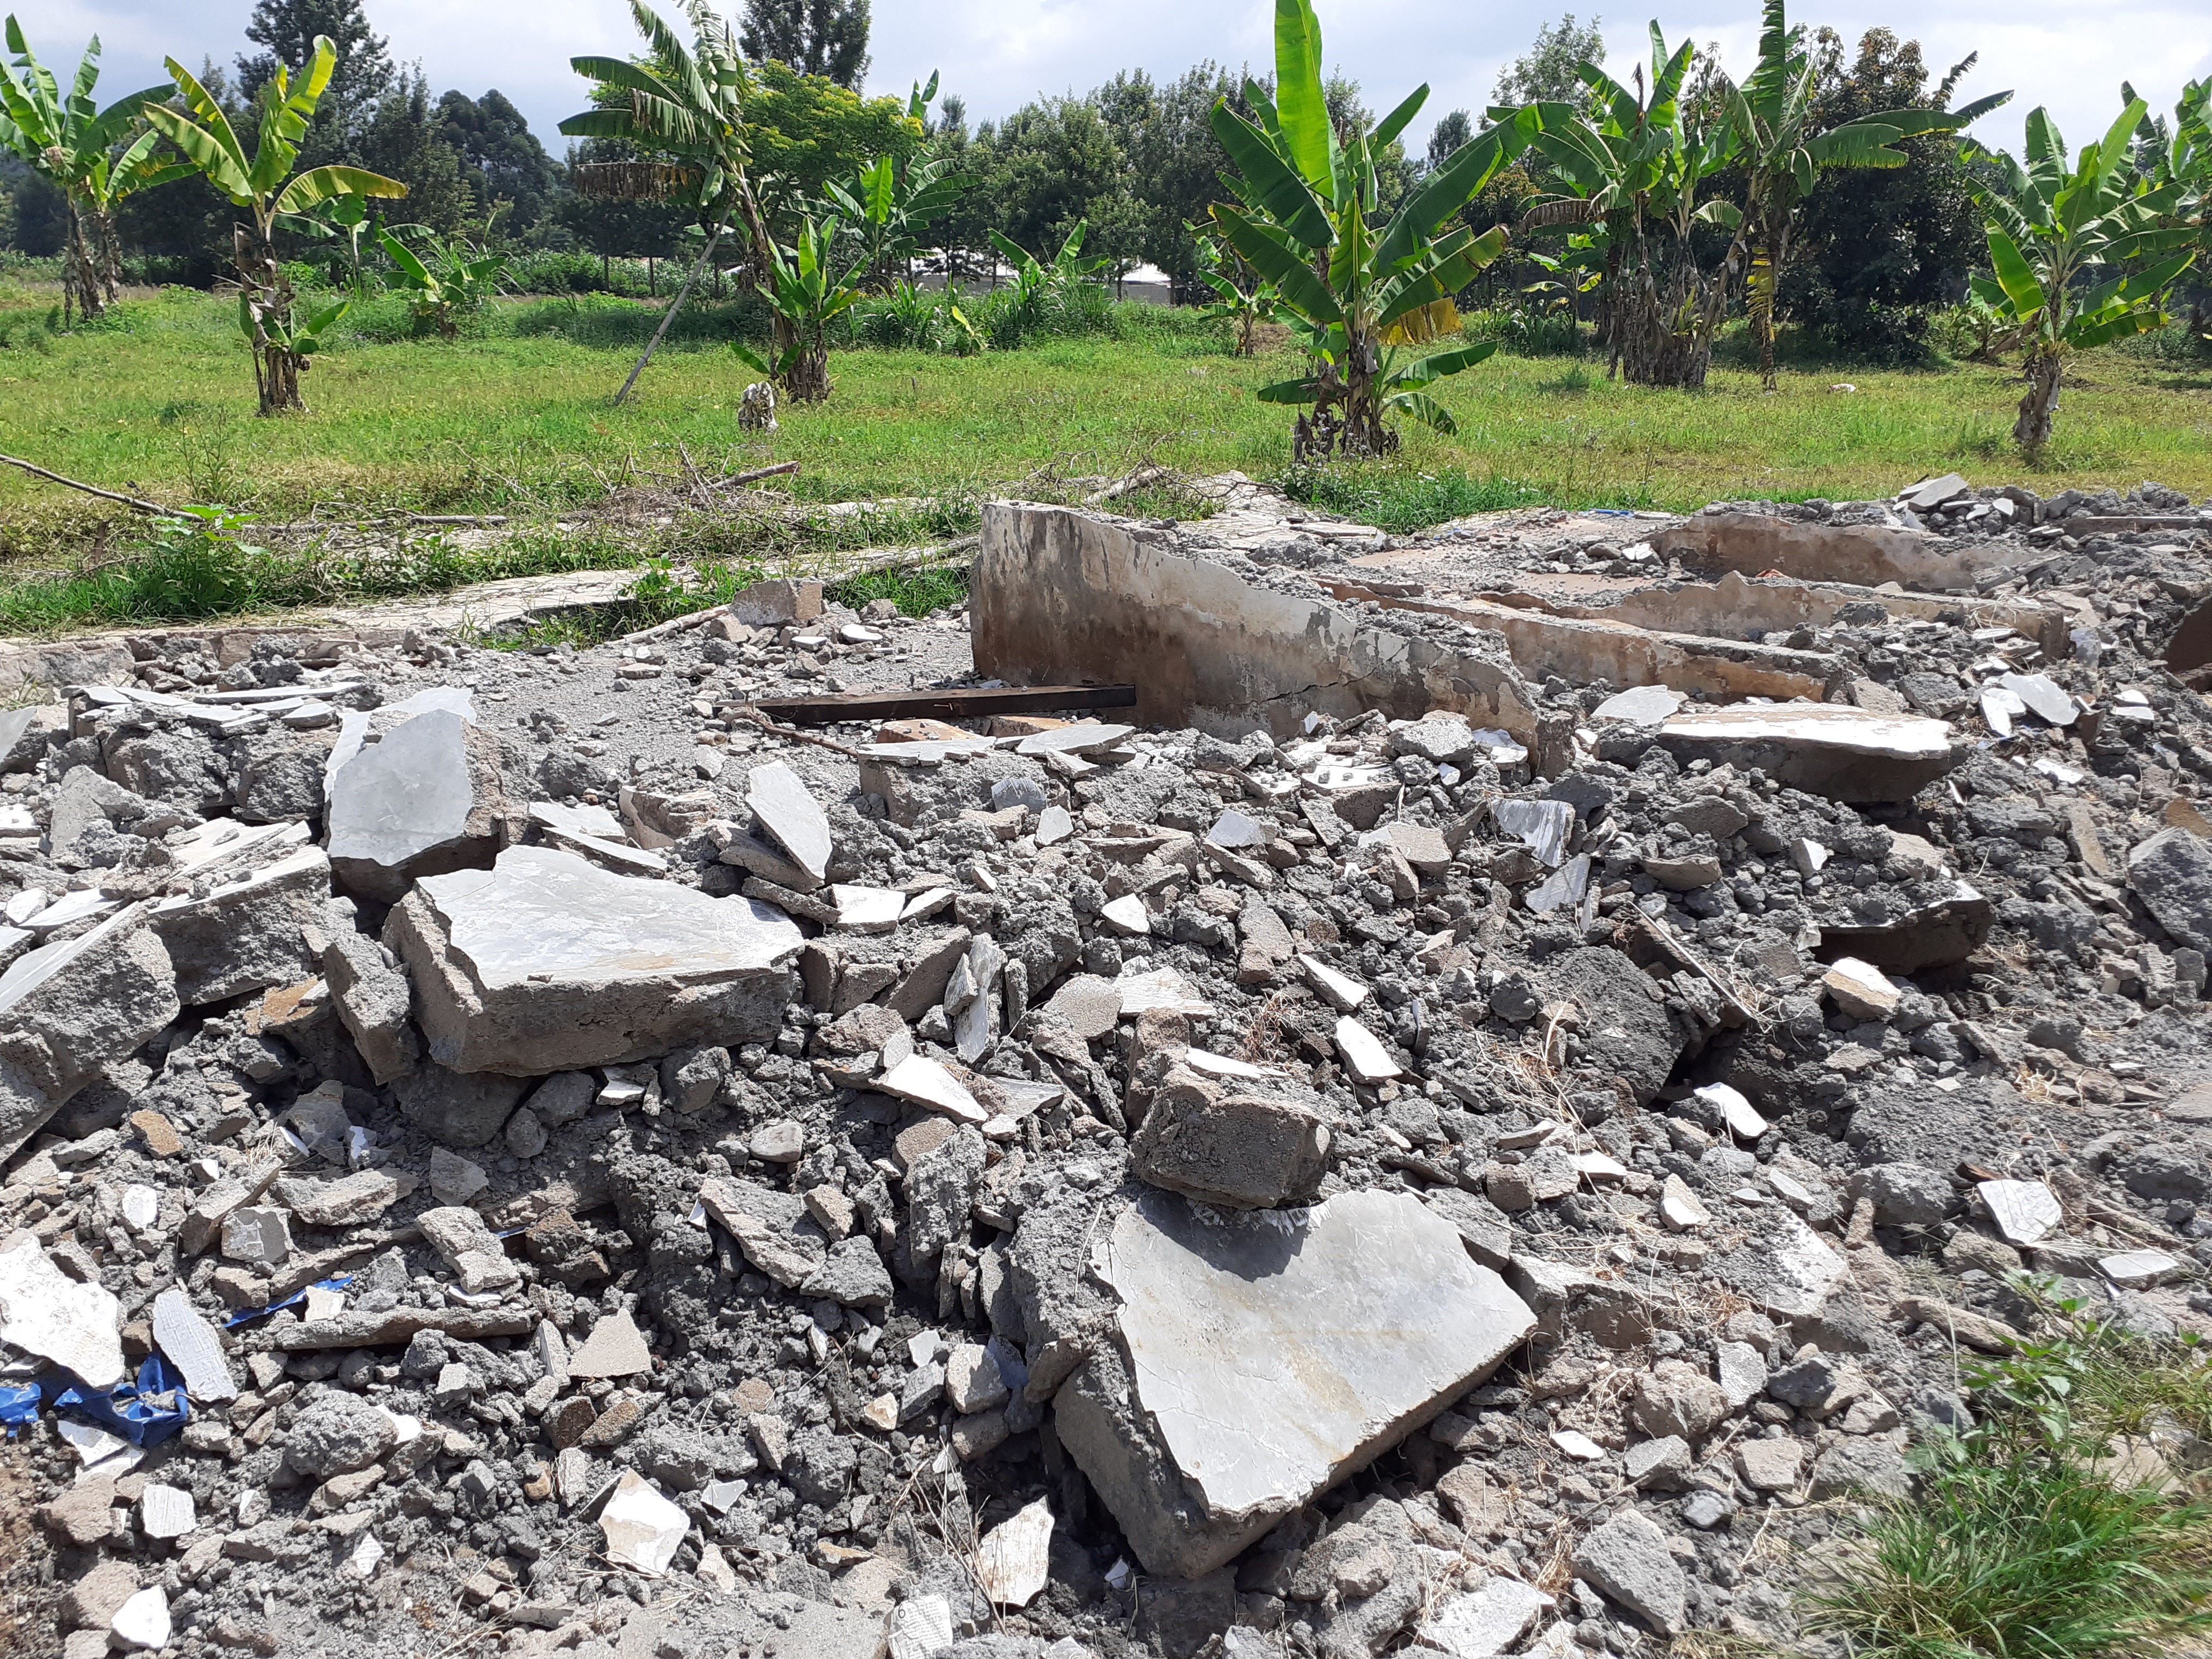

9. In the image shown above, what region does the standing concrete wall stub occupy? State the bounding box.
[972,502,1545,752]
[1653,511,2044,594]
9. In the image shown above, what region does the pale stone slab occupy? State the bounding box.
[390,846,801,1074]
[151,1287,238,1402]
[1657,703,1956,802]
[2101,1249,2184,1288]
[1059,1189,1535,1578]
[325,708,503,901]
[0,1237,123,1389]
[1715,1213,1845,1320]
[1593,685,1683,725]
[1298,953,1369,1011]
[600,1471,689,1576]
[1493,798,1574,867]
[975,1496,1053,1608]
[1417,1576,1552,1659]
[1116,965,1214,1017]
[1014,723,1134,757]
[831,885,906,932]
[528,799,626,841]
[1696,1081,1770,1141]
[1333,1017,1403,1084]
[139,1484,196,1539]
[1100,895,1152,936]
[1979,1179,2062,1247]
[566,1309,652,1378]
[747,761,831,883]
[876,1056,987,1125]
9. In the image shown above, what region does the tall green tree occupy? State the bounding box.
[737,0,869,89]
[1493,13,1605,108]
[1966,100,2195,453]
[0,19,185,322]
[437,89,561,235]
[235,0,392,160]
[356,70,474,233]
[1781,32,1992,361]
[143,34,406,413]
[1209,0,1534,457]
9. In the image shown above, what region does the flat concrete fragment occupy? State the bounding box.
[0,1237,124,1389]
[388,846,801,1074]
[1058,1189,1535,1578]
[2127,828,2212,955]
[1714,1213,1845,1320]
[975,1496,1053,1608]
[1417,1577,1552,1659]
[1657,703,1959,803]
[1333,1017,1403,1084]
[877,1055,986,1124]
[1571,1509,1688,1635]
[151,1287,237,1402]
[747,761,831,883]
[567,1309,652,1378]
[1655,510,2039,593]
[325,708,509,902]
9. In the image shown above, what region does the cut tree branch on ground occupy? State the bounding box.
[705,461,802,491]
[0,452,175,516]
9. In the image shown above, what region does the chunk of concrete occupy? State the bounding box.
[319,928,420,1084]
[1417,1576,1552,1658]
[148,846,328,1005]
[386,846,801,1074]
[1657,703,1960,803]
[325,708,512,902]
[0,907,176,1161]
[1130,1071,1330,1210]
[2128,827,2212,955]
[1055,1189,1535,1578]
[746,761,831,886]
[1979,1179,2062,1247]
[1823,956,1901,1022]
[1654,510,2039,594]
[394,1064,527,1149]
[1571,1509,1687,1635]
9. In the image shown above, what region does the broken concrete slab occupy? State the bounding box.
[0,1235,125,1389]
[148,846,329,1006]
[1653,510,2042,594]
[1656,704,1960,803]
[972,503,1543,750]
[1055,1188,1535,1578]
[2127,827,2212,954]
[386,846,802,1075]
[325,708,513,902]
[746,761,832,886]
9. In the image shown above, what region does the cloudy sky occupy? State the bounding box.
[27,0,2212,166]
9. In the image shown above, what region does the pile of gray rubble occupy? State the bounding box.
[2,474,2211,1659]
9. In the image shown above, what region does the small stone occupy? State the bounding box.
[1736,1437,1806,1491]
[1823,956,1901,1022]
[567,1310,652,1379]
[110,1587,171,1652]
[221,1207,290,1266]
[128,1110,182,1157]
[1658,1175,1710,1231]
[1979,1179,2062,1246]
[139,1484,195,1539]
[1333,1017,1402,1085]
[1571,1509,1687,1635]
[945,1343,1011,1414]
[1695,1081,1769,1141]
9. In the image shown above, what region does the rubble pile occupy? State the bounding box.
[1,476,2211,1659]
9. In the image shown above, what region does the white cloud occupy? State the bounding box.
[21,0,2212,169]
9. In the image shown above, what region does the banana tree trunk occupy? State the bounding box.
[61,204,106,327]
[2014,348,2062,454]
[612,225,723,408]
[237,226,307,416]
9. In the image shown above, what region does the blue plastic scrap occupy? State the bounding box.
[0,1382,40,1434]
[46,1352,192,1448]
[223,1274,354,1329]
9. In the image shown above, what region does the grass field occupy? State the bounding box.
[1,282,2209,570]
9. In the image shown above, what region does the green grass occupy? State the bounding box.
[1807,1290,2212,1659]
[831,563,969,617]
[1,287,2206,559]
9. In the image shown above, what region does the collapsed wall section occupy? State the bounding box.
[971,502,1543,749]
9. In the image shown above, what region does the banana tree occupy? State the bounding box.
[731,215,866,402]
[1208,0,1535,458]
[1727,0,2009,387]
[1967,100,2195,454]
[1191,229,1279,356]
[0,18,185,324]
[1511,27,1743,388]
[378,228,513,338]
[142,38,403,414]
[561,0,766,406]
[2138,78,2212,338]
[824,72,968,288]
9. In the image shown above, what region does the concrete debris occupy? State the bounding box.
[0,477,2208,1658]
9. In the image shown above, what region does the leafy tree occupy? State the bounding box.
[1724,0,2006,386]
[113,58,237,285]
[971,95,1129,273]
[0,153,64,254]
[2136,78,2211,337]
[1210,0,1533,457]
[1966,100,2195,453]
[0,19,185,322]
[737,0,869,90]
[1426,109,1473,171]
[1515,25,1740,386]
[436,90,561,234]
[1099,62,1243,294]
[1782,31,1994,361]
[143,34,406,412]
[1494,14,1605,108]
[742,57,919,237]
[235,0,392,159]
[561,0,768,403]
[356,70,474,233]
